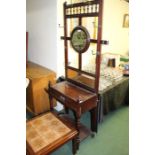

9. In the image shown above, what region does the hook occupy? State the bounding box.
[58,24,64,28]
[91,50,96,55]
[92,21,98,28]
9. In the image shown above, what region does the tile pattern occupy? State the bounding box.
[26,113,71,153]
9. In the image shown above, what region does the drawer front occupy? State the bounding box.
[50,89,78,111]
[51,90,67,103]
[81,96,97,113]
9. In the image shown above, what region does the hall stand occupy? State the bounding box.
[47,0,105,150]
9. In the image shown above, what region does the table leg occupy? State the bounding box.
[90,107,98,133]
[73,111,80,150]
[49,96,54,111]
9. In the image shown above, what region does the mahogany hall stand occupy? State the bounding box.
[47,0,105,150]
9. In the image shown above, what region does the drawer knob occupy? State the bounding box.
[60,96,65,102]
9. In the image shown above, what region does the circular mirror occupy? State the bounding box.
[71,26,90,53]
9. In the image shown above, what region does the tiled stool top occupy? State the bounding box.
[26,112,72,153]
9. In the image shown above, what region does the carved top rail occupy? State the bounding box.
[65,1,99,18]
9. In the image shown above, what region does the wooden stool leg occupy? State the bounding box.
[72,136,78,155]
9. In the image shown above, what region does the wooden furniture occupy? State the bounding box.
[62,0,105,93]
[26,78,30,88]
[47,81,98,149]
[47,0,104,150]
[26,112,78,155]
[26,61,56,115]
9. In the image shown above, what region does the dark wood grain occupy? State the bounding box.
[66,13,99,18]
[66,1,99,9]
[64,2,68,79]
[47,81,98,145]
[95,0,103,93]
[61,36,108,45]
[48,0,104,148]
[63,0,104,93]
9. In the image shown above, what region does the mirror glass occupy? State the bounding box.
[67,68,95,89]
[71,26,90,53]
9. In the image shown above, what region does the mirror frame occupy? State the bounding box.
[71,26,90,53]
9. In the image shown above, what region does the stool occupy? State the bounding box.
[26,112,78,155]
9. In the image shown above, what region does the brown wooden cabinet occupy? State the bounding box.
[26,61,56,115]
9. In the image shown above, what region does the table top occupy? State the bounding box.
[26,112,77,154]
[26,61,56,79]
[50,81,97,104]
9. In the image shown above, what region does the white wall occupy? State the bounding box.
[56,0,67,77]
[57,0,76,77]
[26,0,57,72]
[102,0,129,55]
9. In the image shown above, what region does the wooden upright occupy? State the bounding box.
[47,0,104,150]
